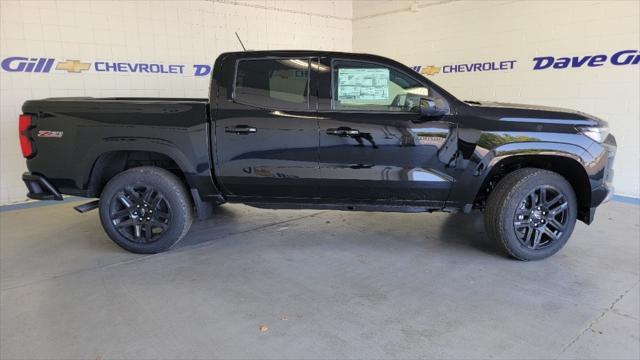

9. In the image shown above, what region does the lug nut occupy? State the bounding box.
[146,217,151,220]
[518,215,524,220]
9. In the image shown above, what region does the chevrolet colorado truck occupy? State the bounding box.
[19,50,616,260]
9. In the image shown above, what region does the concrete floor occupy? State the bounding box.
[1,200,638,360]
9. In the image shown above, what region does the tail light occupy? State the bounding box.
[19,114,34,158]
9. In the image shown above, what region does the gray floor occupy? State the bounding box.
[1,200,638,360]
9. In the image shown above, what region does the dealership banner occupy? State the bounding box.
[412,49,638,76]
[1,57,213,76]
[1,49,638,77]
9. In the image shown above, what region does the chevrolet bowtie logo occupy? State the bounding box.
[420,65,441,76]
[56,60,91,73]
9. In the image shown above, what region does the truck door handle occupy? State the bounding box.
[326,128,360,136]
[350,163,375,169]
[225,125,257,134]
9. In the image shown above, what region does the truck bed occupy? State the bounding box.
[22,96,215,200]
[32,97,208,103]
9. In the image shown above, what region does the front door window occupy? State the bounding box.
[332,60,437,112]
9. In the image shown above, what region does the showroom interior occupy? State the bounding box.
[0,0,638,359]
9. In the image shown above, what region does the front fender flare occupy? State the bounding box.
[446,141,593,209]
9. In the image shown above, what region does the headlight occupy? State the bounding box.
[576,126,610,143]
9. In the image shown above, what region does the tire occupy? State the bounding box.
[99,166,193,254]
[484,168,577,261]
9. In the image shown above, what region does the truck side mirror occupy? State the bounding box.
[419,97,448,117]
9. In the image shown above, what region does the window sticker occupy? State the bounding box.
[337,68,389,101]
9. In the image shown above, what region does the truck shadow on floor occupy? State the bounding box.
[435,212,501,257]
[174,205,502,258]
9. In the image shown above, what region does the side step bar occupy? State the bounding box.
[74,200,100,213]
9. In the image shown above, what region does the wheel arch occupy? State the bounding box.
[475,152,592,223]
[85,150,189,198]
[85,149,222,220]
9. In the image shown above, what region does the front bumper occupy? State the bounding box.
[22,172,63,201]
[581,135,616,224]
[593,140,616,205]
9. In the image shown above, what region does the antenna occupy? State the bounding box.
[235,32,246,51]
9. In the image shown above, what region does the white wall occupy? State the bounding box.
[354,0,640,198]
[0,0,352,205]
[2,0,638,204]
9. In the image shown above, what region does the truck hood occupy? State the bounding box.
[462,100,607,127]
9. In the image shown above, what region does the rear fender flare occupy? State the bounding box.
[82,139,222,201]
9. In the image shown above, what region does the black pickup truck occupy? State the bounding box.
[19,50,616,260]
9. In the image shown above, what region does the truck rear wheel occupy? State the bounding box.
[484,168,577,261]
[98,166,193,254]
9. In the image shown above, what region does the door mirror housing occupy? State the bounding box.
[419,97,448,117]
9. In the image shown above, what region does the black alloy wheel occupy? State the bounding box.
[513,185,569,250]
[109,185,171,243]
[484,168,577,261]
[99,166,193,254]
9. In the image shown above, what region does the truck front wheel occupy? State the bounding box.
[98,166,193,254]
[484,168,578,260]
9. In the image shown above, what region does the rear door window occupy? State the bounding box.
[235,58,310,110]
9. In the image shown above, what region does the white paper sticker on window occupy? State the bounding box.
[337,68,389,101]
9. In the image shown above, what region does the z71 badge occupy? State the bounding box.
[37,130,63,138]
